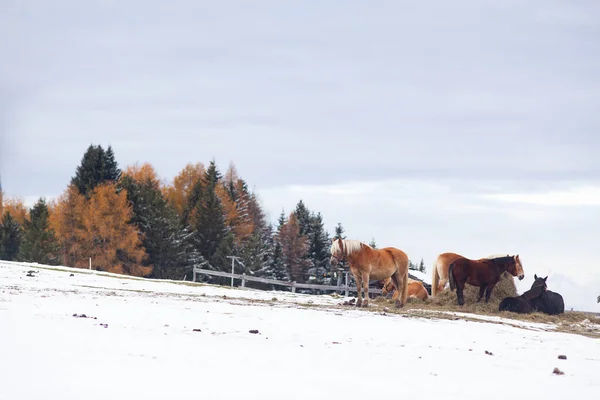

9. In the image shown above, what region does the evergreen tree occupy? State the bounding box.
[418,258,426,273]
[189,163,227,270]
[119,171,205,280]
[205,160,222,188]
[306,212,330,283]
[71,144,121,196]
[294,200,312,237]
[369,237,377,248]
[182,179,203,227]
[333,223,346,240]
[0,212,22,261]
[18,198,59,264]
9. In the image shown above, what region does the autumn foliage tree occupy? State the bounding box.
[277,213,311,283]
[81,182,149,276]
[163,162,206,222]
[2,197,28,225]
[49,185,87,267]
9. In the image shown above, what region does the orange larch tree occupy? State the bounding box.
[2,197,28,225]
[81,182,150,276]
[164,162,206,218]
[48,185,87,267]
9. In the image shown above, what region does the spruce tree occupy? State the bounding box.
[418,258,426,273]
[18,198,59,264]
[120,171,207,280]
[294,200,312,237]
[189,163,227,270]
[369,237,377,248]
[306,212,330,284]
[333,223,346,240]
[0,212,22,261]
[71,144,121,196]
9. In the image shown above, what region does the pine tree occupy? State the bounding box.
[0,212,22,261]
[259,210,291,284]
[294,200,312,237]
[189,163,227,270]
[333,223,346,240]
[306,212,330,283]
[71,144,122,196]
[119,165,205,280]
[418,258,426,273]
[205,160,222,188]
[18,198,59,264]
[369,237,377,248]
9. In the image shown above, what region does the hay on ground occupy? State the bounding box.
[429,271,517,307]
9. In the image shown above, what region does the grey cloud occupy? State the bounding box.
[2,0,599,194]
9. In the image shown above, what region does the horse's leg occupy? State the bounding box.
[477,285,486,302]
[354,273,363,307]
[390,272,402,306]
[484,283,496,303]
[456,280,465,306]
[361,271,370,307]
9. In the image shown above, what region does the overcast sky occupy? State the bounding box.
[2,1,599,311]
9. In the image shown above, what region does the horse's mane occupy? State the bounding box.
[331,239,370,255]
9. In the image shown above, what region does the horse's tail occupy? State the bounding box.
[388,249,409,305]
[431,262,440,297]
[448,262,456,291]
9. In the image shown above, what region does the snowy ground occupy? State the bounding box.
[1,261,599,400]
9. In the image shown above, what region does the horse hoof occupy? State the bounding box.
[361,302,369,308]
[395,302,404,308]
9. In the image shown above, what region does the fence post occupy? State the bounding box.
[241,273,246,288]
[345,272,349,297]
[291,281,296,293]
[193,268,196,283]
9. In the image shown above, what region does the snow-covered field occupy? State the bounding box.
[1,261,599,400]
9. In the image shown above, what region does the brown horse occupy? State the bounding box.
[448,255,525,306]
[330,238,409,308]
[381,277,429,301]
[431,252,517,296]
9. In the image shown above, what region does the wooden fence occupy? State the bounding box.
[192,267,384,297]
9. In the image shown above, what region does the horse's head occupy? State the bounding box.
[532,274,548,292]
[511,254,525,280]
[330,238,344,267]
[381,278,395,296]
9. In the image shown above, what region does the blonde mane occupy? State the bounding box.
[331,239,370,256]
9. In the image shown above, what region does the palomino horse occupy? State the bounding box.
[330,238,409,308]
[448,255,524,306]
[381,277,428,301]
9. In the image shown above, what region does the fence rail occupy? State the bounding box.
[192,267,383,296]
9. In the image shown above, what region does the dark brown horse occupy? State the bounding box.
[528,274,564,315]
[448,255,525,306]
[499,275,546,314]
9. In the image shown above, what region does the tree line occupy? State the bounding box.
[0,144,426,290]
